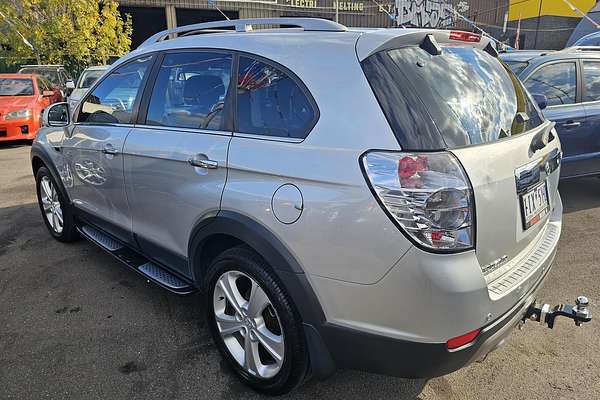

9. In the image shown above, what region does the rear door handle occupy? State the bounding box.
[102,143,119,155]
[188,154,218,169]
[562,121,581,128]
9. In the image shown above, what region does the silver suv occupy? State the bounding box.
[32,19,575,395]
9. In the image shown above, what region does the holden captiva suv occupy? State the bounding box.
[32,18,591,395]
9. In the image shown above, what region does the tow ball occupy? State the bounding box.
[523,296,592,329]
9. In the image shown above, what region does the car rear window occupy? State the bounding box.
[362,46,544,149]
[79,70,105,88]
[20,68,60,86]
[0,78,34,96]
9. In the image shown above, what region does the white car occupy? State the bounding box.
[68,65,109,111]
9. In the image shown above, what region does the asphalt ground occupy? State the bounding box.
[1,142,599,400]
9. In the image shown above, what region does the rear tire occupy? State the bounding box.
[35,166,78,242]
[205,246,309,395]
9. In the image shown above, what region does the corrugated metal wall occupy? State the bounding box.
[120,0,397,28]
[118,0,507,31]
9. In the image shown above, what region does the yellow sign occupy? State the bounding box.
[508,0,595,21]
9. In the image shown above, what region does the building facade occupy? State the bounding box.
[117,0,508,48]
[119,0,393,48]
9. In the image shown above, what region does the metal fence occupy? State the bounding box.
[0,57,37,73]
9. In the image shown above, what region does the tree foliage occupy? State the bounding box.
[0,0,132,72]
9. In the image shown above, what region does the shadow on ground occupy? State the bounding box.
[0,140,31,149]
[560,177,600,214]
[0,201,427,400]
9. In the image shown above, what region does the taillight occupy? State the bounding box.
[362,151,474,252]
[449,31,481,43]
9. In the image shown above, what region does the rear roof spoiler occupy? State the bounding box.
[356,29,495,61]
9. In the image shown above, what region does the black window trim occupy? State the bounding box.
[136,48,236,134]
[134,48,319,142]
[232,50,320,142]
[74,52,158,127]
[522,59,581,108]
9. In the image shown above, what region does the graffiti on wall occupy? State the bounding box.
[396,0,455,28]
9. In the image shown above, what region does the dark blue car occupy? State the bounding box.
[501,48,600,179]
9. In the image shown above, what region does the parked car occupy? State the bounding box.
[0,73,61,142]
[501,47,600,179]
[572,31,600,47]
[68,65,109,111]
[18,65,74,99]
[33,19,583,395]
[499,49,554,75]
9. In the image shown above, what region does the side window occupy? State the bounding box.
[237,56,315,139]
[146,52,232,130]
[36,77,47,92]
[77,56,152,124]
[524,62,577,107]
[583,61,600,102]
[59,69,71,85]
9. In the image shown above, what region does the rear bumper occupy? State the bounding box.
[303,194,562,378]
[0,119,38,141]
[315,255,553,378]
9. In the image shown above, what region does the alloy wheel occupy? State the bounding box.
[213,270,285,379]
[40,176,63,234]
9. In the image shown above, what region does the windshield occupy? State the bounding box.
[504,60,529,76]
[20,68,60,85]
[78,70,104,88]
[0,78,34,96]
[362,46,544,149]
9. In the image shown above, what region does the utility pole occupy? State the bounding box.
[335,1,339,23]
[534,0,543,49]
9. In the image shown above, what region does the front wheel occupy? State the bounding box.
[205,246,309,395]
[35,166,78,242]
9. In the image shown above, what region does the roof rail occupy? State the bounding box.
[139,18,348,49]
[562,46,600,52]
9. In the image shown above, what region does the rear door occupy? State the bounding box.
[123,50,233,277]
[523,60,588,178]
[578,59,600,176]
[62,55,154,243]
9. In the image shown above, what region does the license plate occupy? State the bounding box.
[520,180,550,230]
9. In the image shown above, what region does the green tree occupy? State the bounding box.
[0,0,132,73]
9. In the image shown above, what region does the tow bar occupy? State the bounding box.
[523,296,592,328]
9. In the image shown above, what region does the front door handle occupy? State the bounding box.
[188,154,218,169]
[102,143,119,155]
[562,121,581,128]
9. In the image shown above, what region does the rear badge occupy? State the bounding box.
[482,255,509,275]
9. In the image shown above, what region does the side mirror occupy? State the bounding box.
[42,90,55,97]
[532,93,548,110]
[65,80,75,90]
[43,102,70,127]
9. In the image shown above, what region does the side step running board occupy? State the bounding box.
[139,262,189,290]
[77,224,196,294]
[81,225,123,251]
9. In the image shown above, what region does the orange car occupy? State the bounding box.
[0,73,62,142]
